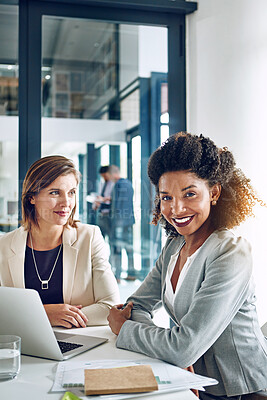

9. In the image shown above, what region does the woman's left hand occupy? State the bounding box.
[107,302,133,335]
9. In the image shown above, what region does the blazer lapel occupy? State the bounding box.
[8,227,28,288]
[62,226,78,304]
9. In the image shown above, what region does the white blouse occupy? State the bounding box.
[164,246,201,316]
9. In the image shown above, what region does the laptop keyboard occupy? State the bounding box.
[57,341,83,354]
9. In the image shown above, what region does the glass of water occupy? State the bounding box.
[0,335,21,380]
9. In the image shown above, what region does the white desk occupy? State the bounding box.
[0,326,197,400]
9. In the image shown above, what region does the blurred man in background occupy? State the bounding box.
[109,165,135,283]
[93,165,114,242]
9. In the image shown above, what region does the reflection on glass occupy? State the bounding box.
[42,17,119,119]
[0,4,19,233]
[0,3,19,117]
[121,89,140,130]
[0,64,18,116]
[41,15,168,281]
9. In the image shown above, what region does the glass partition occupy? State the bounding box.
[41,16,168,281]
[0,4,19,233]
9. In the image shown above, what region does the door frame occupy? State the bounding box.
[18,0,197,182]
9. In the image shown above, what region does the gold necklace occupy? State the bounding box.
[29,233,62,290]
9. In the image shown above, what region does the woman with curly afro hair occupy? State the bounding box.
[108,132,267,400]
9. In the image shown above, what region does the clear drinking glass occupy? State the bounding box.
[0,335,21,380]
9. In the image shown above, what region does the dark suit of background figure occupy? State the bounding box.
[96,179,114,240]
[110,177,135,281]
[93,166,114,243]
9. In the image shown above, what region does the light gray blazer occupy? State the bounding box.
[116,229,267,396]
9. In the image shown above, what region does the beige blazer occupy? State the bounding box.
[0,223,120,325]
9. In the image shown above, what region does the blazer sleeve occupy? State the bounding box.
[81,226,120,325]
[121,238,174,326]
[116,234,253,367]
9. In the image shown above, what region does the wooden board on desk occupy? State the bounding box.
[84,364,158,395]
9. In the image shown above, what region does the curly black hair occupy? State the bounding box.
[147,132,263,236]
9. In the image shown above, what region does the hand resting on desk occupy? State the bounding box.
[44,304,88,328]
[108,302,133,335]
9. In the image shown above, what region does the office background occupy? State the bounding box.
[0,0,266,324]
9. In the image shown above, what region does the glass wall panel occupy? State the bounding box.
[131,135,141,274]
[160,82,169,144]
[0,4,18,233]
[121,88,140,130]
[41,16,168,282]
[42,18,119,119]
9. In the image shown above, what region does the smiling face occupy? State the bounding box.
[158,170,221,240]
[30,173,78,229]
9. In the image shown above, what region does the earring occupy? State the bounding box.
[212,200,217,206]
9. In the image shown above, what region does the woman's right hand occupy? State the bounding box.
[44,304,88,328]
[107,302,133,335]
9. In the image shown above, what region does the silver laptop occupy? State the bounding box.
[0,286,108,360]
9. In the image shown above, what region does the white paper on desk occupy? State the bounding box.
[51,358,217,399]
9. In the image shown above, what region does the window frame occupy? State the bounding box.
[18,0,197,182]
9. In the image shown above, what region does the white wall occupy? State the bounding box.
[186,0,267,324]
